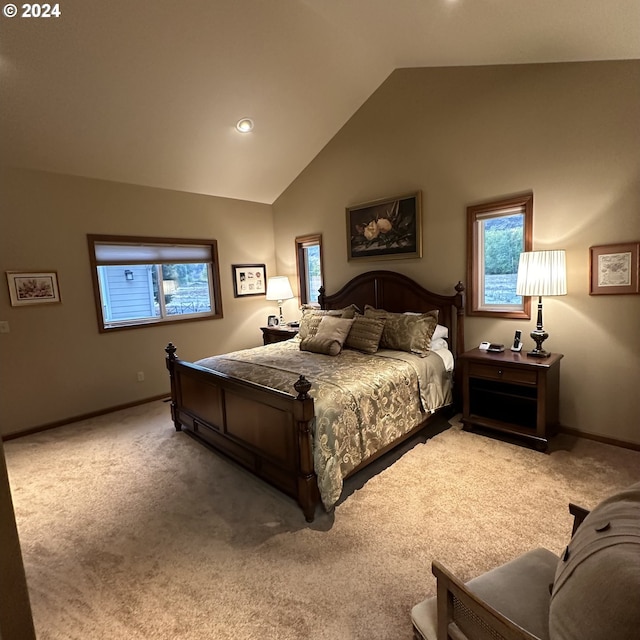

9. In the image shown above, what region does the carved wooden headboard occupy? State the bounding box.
[318,270,465,359]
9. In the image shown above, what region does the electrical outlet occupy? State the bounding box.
[0,321,9,334]
[137,371,145,382]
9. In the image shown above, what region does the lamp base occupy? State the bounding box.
[527,329,550,358]
[527,348,551,358]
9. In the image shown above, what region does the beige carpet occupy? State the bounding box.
[5,401,640,640]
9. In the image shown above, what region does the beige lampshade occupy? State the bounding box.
[266,276,294,301]
[516,250,567,297]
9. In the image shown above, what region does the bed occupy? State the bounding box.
[165,270,465,521]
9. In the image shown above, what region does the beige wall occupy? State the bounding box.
[0,168,275,436]
[2,62,639,445]
[273,61,640,445]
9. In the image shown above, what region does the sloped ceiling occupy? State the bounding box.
[1,0,639,204]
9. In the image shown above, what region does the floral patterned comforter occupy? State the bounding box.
[195,339,452,510]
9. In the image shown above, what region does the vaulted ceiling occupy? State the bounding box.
[1,0,639,204]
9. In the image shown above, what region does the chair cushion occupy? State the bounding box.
[549,482,640,640]
[411,595,437,640]
[467,548,558,640]
[412,548,558,640]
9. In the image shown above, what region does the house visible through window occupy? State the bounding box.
[295,234,324,306]
[466,193,533,318]
[88,235,222,331]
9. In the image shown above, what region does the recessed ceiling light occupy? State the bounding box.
[236,118,254,133]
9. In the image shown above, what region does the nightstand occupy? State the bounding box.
[459,348,563,451]
[260,326,299,345]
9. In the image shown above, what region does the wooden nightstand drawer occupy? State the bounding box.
[261,326,298,345]
[468,362,538,386]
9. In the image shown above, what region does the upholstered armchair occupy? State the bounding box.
[411,483,640,640]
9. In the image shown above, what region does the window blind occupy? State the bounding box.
[94,242,212,265]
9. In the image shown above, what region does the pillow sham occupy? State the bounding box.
[364,305,438,356]
[297,304,359,340]
[299,336,342,356]
[344,316,386,354]
[297,314,324,340]
[403,315,447,340]
[315,315,354,348]
[338,304,359,319]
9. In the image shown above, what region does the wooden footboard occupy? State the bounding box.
[165,343,319,521]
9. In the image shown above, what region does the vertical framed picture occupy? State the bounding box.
[346,191,422,261]
[589,242,639,295]
[232,264,267,297]
[6,271,62,306]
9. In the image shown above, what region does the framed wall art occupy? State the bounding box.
[232,264,267,297]
[346,191,422,261]
[589,242,639,295]
[6,271,62,306]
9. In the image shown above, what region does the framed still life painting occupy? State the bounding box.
[346,191,422,261]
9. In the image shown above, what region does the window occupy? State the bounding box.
[295,234,324,306]
[466,193,533,318]
[88,235,223,331]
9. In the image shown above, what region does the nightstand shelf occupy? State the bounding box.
[459,348,563,451]
[261,326,298,345]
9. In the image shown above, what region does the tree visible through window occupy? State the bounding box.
[467,193,533,318]
[88,235,223,331]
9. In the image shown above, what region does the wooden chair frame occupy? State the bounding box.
[420,504,591,640]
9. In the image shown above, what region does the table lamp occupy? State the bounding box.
[266,276,294,325]
[516,250,567,358]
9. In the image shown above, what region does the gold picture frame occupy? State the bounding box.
[346,191,422,261]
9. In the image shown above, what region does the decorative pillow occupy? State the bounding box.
[299,336,342,356]
[297,305,359,340]
[315,316,354,348]
[297,314,324,340]
[344,316,386,354]
[363,306,439,356]
[549,481,640,640]
[339,304,359,319]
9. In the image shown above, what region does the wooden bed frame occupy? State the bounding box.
[165,270,465,521]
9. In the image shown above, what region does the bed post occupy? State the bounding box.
[164,343,181,431]
[453,282,466,410]
[454,281,465,358]
[293,375,319,522]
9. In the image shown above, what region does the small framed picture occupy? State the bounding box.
[589,243,639,295]
[232,264,267,297]
[346,191,422,261]
[267,315,279,327]
[6,271,62,306]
